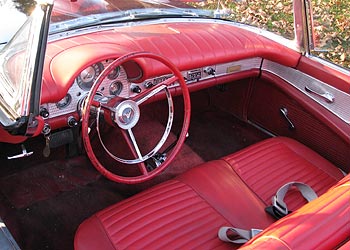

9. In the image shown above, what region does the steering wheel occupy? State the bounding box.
[81,52,191,184]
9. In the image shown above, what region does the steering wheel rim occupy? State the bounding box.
[81,51,191,184]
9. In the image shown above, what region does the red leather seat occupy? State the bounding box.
[240,174,350,250]
[74,137,345,250]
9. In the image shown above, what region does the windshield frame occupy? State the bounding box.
[49,4,212,34]
[0,1,52,134]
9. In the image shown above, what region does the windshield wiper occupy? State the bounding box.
[49,8,213,34]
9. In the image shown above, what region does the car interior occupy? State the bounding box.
[0,1,349,250]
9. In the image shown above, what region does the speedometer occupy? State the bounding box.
[77,63,104,90]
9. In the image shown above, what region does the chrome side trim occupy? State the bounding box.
[247,120,277,137]
[262,60,350,124]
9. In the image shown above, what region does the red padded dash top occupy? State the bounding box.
[42,21,300,104]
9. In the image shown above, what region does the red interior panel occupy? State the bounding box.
[248,75,350,172]
[0,127,26,144]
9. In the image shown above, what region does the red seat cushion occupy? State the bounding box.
[74,137,345,250]
[223,137,344,211]
[74,163,264,250]
[239,174,350,250]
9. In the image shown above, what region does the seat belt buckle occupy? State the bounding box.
[272,195,289,217]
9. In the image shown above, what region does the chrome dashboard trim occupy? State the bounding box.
[140,57,262,89]
[41,57,262,120]
[262,60,350,124]
[42,56,350,127]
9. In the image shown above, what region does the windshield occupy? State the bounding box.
[0,0,36,49]
[49,0,295,39]
[49,0,212,33]
[0,1,45,126]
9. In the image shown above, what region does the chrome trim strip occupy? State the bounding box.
[247,120,277,137]
[262,60,350,124]
[143,57,262,88]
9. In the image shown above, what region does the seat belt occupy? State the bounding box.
[218,227,262,244]
[218,182,318,244]
[265,181,318,219]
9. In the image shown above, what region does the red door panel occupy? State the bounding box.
[248,76,350,172]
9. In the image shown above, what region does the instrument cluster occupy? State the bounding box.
[40,59,131,120]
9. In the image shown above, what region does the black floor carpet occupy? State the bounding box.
[187,110,269,161]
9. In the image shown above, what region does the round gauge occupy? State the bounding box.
[56,94,72,109]
[77,63,104,90]
[107,66,120,80]
[109,81,123,96]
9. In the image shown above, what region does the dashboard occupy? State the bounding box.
[39,57,263,129]
[3,20,349,145]
[38,20,302,131]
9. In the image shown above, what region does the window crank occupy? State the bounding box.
[280,107,295,130]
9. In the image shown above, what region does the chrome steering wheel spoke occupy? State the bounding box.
[127,128,143,161]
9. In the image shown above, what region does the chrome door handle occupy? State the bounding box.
[280,107,295,130]
[305,86,335,103]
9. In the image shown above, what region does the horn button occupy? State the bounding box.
[113,100,140,130]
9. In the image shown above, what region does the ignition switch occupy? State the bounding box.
[42,123,51,135]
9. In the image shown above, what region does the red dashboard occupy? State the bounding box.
[43,21,301,104]
[37,21,302,130]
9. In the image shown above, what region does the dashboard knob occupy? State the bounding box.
[132,86,142,93]
[68,116,78,127]
[144,81,154,89]
[40,107,49,118]
[204,67,215,76]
